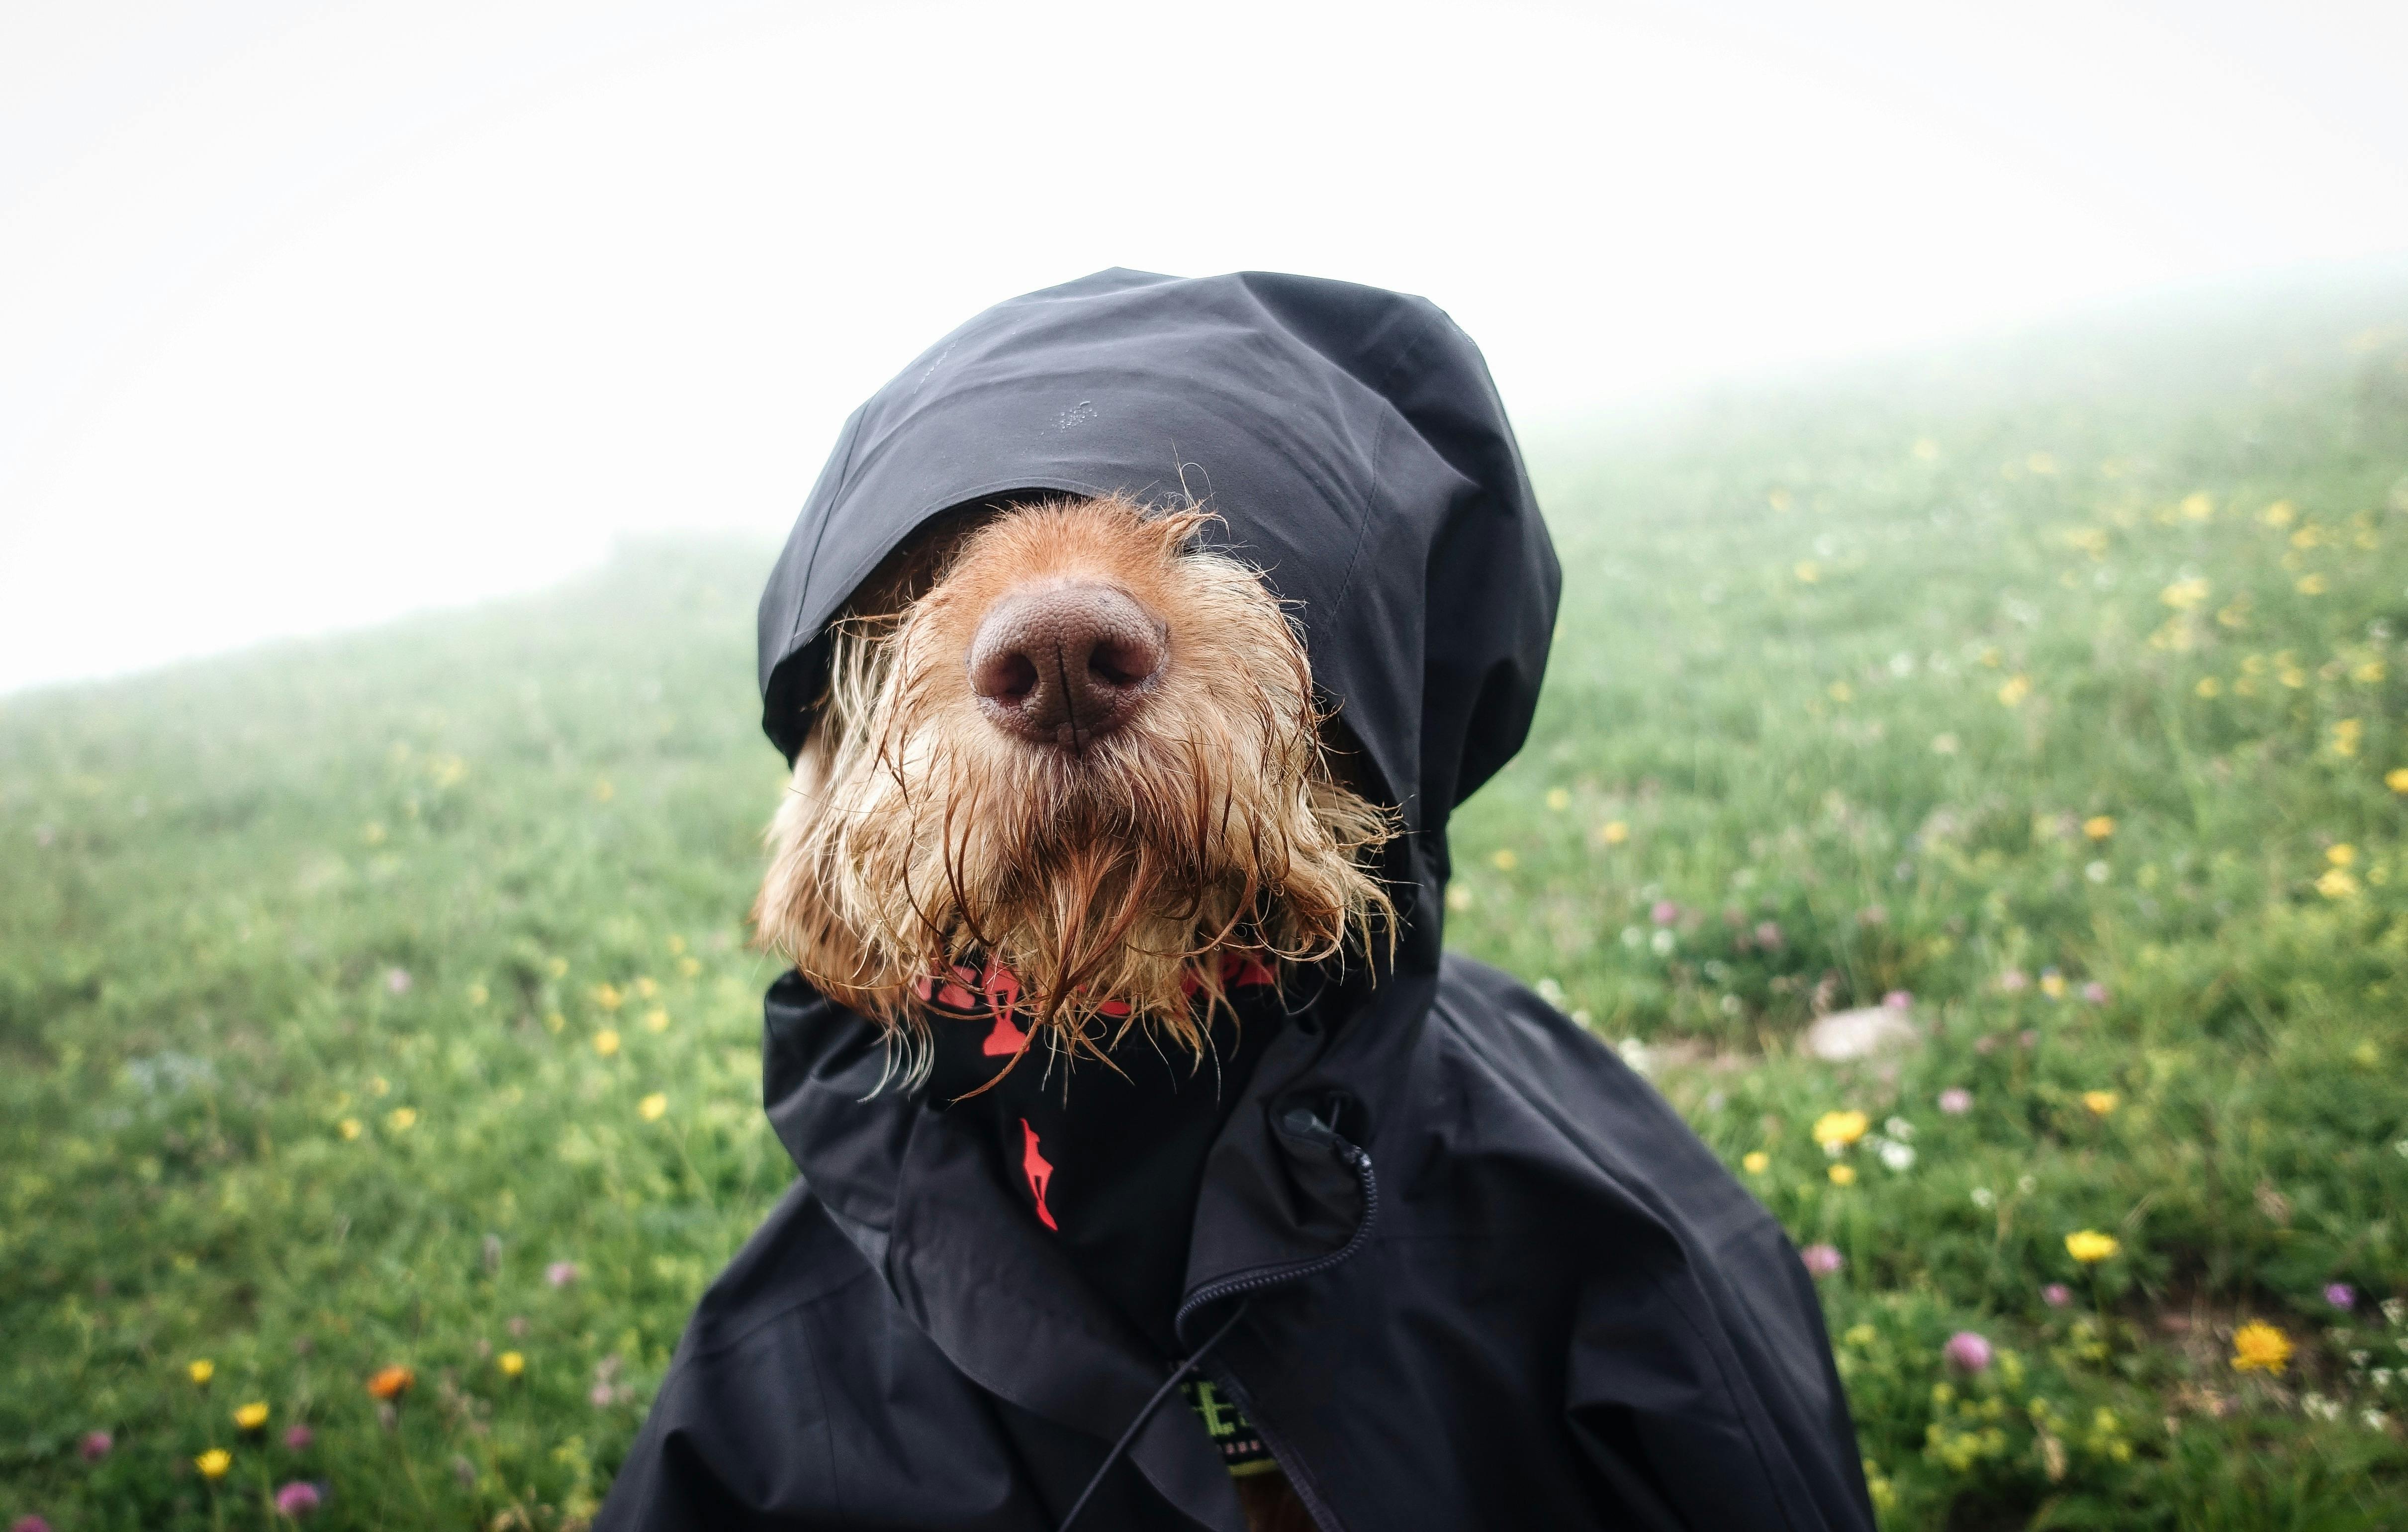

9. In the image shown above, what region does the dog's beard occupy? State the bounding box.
[755,522,1393,1087]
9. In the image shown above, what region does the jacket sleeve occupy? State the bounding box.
[1565,1211,1877,1532]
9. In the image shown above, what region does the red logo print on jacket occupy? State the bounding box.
[1019,1119,1058,1230]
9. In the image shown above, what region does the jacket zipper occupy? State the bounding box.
[1173,1136,1376,1532]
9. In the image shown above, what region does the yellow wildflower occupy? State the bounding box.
[2357,661,2387,683]
[1444,885,1474,913]
[362,821,387,846]
[338,1118,361,1141]
[2179,492,2212,520]
[386,1107,417,1133]
[635,976,659,1000]
[2195,676,2222,698]
[2298,574,2329,595]
[2329,844,2358,867]
[643,1007,670,1033]
[2317,868,2360,899]
[188,1358,215,1385]
[2082,1091,2119,1117]
[2083,816,2115,841]
[546,956,569,978]
[1812,1110,1870,1149]
[677,956,702,978]
[2065,1230,2120,1263]
[2387,768,2408,794]
[590,983,624,1012]
[639,1093,668,1122]
[1794,560,1821,583]
[1828,682,1853,703]
[234,1401,269,1430]
[1828,1163,1857,1187]
[1742,1151,1770,1175]
[1598,820,1630,847]
[2160,577,2210,611]
[593,1029,622,1057]
[1998,674,2033,707]
[2263,500,2297,527]
[2040,972,2066,1000]
[2332,720,2363,757]
[467,982,489,1006]
[1545,787,1571,812]
[498,1351,526,1378]
[195,1448,231,1479]
[2229,1321,2294,1374]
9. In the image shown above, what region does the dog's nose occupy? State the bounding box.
[968,581,1167,749]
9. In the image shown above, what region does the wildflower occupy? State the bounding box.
[2356,661,2387,683]
[2039,969,2066,1000]
[1998,674,2032,707]
[1800,1244,1844,1277]
[2367,1410,2393,1432]
[2081,981,2109,1004]
[2299,574,2329,595]
[13,1518,52,1532]
[1884,1116,1913,1142]
[467,982,489,1006]
[2264,500,2297,526]
[1599,820,1630,846]
[591,983,624,1011]
[2160,577,2210,611]
[2042,1283,2073,1308]
[2065,1230,2121,1263]
[1971,1187,1996,1210]
[499,1351,526,1378]
[1932,732,1960,755]
[1812,1111,1869,1150]
[1938,1087,1972,1115]
[2230,1321,2294,1374]
[2000,968,2029,992]
[1878,1141,1915,1172]
[196,1448,232,1479]
[2317,868,2361,899]
[1828,1163,1857,1187]
[2388,769,2408,794]
[385,967,412,995]
[2329,844,2358,867]
[188,1359,215,1385]
[1828,682,1853,703]
[80,1430,112,1461]
[643,1007,670,1033]
[2082,1091,2119,1117]
[1489,849,1517,872]
[2327,1283,2357,1310]
[385,1107,417,1132]
[638,1093,668,1122]
[1944,1332,1994,1373]
[1649,929,1676,957]
[1795,560,1821,583]
[1445,886,1474,912]
[2196,676,2223,697]
[547,1260,580,1288]
[1650,899,1680,926]
[1881,989,1912,1010]
[593,1029,622,1057]
[1742,1151,1769,1174]
[2083,816,2115,841]
[366,1365,415,1400]
[274,1481,323,1517]
[283,1424,313,1451]
[2333,721,2363,757]
[1753,920,1782,950]
[235,1401,270,1430]
[677,955,702,978]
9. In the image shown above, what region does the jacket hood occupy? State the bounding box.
[756,268,1559,916]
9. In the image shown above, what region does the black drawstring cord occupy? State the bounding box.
[1057,1302,1252,1532]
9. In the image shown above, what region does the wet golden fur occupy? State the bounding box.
[751,494,1393,1081]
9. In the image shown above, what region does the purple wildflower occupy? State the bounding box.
[1799,1243,1844,1277]
[2326,1283,2357,1310]
[15,1516,54,1532]
[2019,1029,2039,1051]
[2041,1283,2073,1308]
[546,1261,579,1288]
[283,1424,314,1451]
[2000,968,2030,993]
[2081,981,2110,1004]
[79,1430,112,1461]
[274,1481,323,1517]
[1943,1331,1994,1373]
[1882,990,1912,1011]
[1937,1087,1972,1115]
[1650,900,1680,926]
[1754,921,1784,950]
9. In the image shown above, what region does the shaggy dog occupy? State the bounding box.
[749,495,1383,1530]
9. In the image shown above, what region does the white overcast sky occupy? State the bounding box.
[4,0,2407,693]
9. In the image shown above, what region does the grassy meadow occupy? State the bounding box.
[8,282,2408,1529]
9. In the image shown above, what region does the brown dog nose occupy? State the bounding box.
[968,581,1167,749]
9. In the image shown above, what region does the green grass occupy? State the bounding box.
[9,286,2408,1529]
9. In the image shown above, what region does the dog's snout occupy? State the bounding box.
[968,581,1166,749]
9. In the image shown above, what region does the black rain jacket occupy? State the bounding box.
[598,270,1874,1531]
